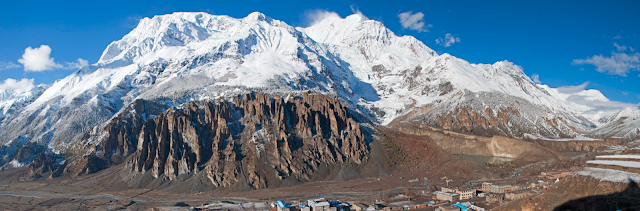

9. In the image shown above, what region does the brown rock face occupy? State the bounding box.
[26,152,66,180]
[64,92,371,191]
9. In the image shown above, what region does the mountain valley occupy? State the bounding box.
[0,11,639,210]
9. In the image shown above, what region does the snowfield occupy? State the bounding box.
[587,160,640,168]
[595,155,640,160]
[574,167,640,183]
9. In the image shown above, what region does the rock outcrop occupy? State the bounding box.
[36,92,373,191]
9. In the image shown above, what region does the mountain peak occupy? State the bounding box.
[244,11,270,22]
[2,11,632,169]
[345,12,368,22]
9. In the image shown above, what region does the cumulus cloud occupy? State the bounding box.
[531,74,541,83]
[435,33,461,47]
[572,52,640,76]
[0,61,20,71]
[614,43,627,52]
[16,45,88,72]
[0,78,35,93]
[398,11,432,32]
[18,45,62,72]
[302,9,341,27]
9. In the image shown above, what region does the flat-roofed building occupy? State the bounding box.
[438,205,461,211]
[441,187,456,193]
[506,191,531,201]
[456,189,476,200]
[307,198,329,211]
[436,191,460,202]
[350,203,367,211]
[482,183,492,192]
[491,184,512,193]
[510,185,520,192]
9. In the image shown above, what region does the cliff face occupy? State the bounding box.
[34,92,373,191]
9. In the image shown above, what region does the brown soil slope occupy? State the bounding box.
[389,122,566,163]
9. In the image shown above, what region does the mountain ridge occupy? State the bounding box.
[0,11,637,170]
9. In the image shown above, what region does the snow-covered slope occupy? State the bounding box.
[538,84,633,123]
[0,82,50,121]
[300,13,593,138]
[594,106,640,139]
[0,11,624,168]
[0,12,378,161]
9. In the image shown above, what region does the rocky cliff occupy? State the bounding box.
[29,92,377,191]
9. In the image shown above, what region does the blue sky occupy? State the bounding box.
[0,0,638,105]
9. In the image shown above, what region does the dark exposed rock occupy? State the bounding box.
[34,92,373,191]
[26,152,66,180]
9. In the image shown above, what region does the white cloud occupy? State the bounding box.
[613,35,622,39]
[124,15,145,28]
[398,11,432,32]
[614,43,627,52]
[18,45,62,72]
[557,82,590,94]
[0,78,35,93]
[303,9,341,27]
[572,52,640,76]
[350,5,368,20]
[16,45,88,72]
[435,33,461,47]
[0,61,20,71]
[531,73,541,83]
[65,58,89,69]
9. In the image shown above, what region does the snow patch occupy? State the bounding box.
[575,167,640,183]
[8,159,26,168]
[596,154,640,160]
[587,160,640,168]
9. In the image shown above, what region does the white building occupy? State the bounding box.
[308,198,330,211]
[456,189,476,200]
[482,183,492,192]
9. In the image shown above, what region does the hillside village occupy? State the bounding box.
[186,170,572,211]
[183,141,640,211]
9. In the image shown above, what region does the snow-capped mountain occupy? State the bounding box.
[594,106,640,139]
[0,11,625,168]
[0,82,50,121]
[300,12,593,138]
